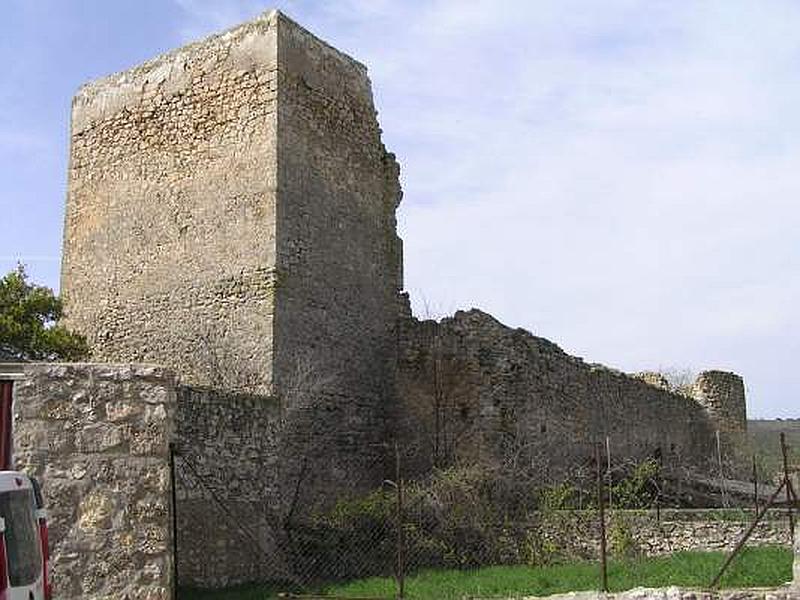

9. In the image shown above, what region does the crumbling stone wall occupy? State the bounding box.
[12,363,176,600]
[62,13,281,394]
[9,364,317,594]
[397,309,731,476]
[61,10,402,411]
[272,11,403,493]
[43,9,762,593]
[693,371,748,450]
[61,9,401,496]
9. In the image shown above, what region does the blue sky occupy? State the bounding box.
[1,1,798,418]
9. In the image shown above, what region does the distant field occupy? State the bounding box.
[178,547,793,600]
[748,419,800,479]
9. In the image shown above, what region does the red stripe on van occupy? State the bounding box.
[38,517,50,600]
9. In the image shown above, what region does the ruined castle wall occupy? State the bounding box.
[55,16,409,588]
[62,14,281,393]
[692,371,748,445]
[61,11,404,414]
[12,364,176,600]
[397,310,719,476]
[272,14,404,492]
[172,387,283,587]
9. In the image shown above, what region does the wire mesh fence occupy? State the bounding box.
[171,434,798,599]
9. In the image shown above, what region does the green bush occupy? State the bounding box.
[608,516,640,559]
[612,459,660,509]
[282,458,667,583]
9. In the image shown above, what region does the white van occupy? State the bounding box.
[0,472,49,600]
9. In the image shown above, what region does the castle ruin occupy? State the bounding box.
[5,10,751,599]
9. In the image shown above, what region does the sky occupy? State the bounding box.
[1,1,798,418]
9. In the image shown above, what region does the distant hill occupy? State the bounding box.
[748,419,800,481]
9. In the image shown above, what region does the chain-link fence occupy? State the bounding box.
[171,434,798,599]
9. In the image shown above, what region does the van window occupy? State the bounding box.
[0,489,42,586]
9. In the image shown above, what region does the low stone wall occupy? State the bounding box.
[12,363,176,600]
[501,526,800,599]
[9,362,393,593]
[536,509,793,560]
[611,509,791,556]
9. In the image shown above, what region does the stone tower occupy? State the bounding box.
[61,11,403,403]
[692,370,748,460]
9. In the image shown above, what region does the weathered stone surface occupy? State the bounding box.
[13,364,176,600]
[62,12,281,395]
[692,371,749,455]
[534,509,792,558]
[397,308,748,476]
[172,387,283,587]
[61,8,402,418]
[60,5,399,529]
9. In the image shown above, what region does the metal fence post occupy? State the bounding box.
[595,442,608,593]
[710,477,787,588]
[781,433,795,540]
[605,436,612,510]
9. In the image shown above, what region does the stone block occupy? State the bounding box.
[13,364,177,600]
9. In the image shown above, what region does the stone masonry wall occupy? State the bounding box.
[61,11,403,497]
[625,508,792,555]
[274,12,403,396]
[272,13,403,495]
[397,309,721,477]
[693,371,748,451]
[172,387,283,587]
[61,9,403,405]
[12,363,176,600]
[540,509,794,559]
[62,12,280,394]
[173,385,394,588]
[508,517,800,599]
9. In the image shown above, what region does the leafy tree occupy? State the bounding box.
[0,264,89,361]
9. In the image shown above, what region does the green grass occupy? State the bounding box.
[178,546,793,599]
